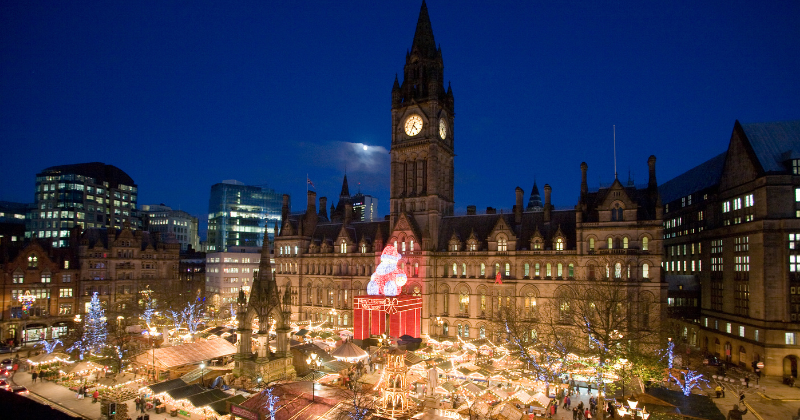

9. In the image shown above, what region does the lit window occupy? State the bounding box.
[505,263,510,276]
[341,241,347,253]
[786,332,796,345]
[589,238,595,250]
[643,263,649,279]
[410,240,414,251]
[497,236,507,252]
[524,263,530,277]
[607,238,613,249]
[739,326,745,337]
[726,323,732,334]
[623,237,629,249]
[555,237,564,251]
[480,263,485,276]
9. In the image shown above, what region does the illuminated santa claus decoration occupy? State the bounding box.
[367,245,407,296]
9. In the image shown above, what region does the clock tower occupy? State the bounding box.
[390,0,455,250]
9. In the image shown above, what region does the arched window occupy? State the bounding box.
[642,263,650,279]
[623,237,629,249]
[480,290,487,312]
[480,263,486,276]
[557,263,563,278]
[555,237,564,251]
[589,238,595,251]
[546,263,552,278]
[497,236,507,251]
[607,237,614,249]
[414,263,419,277]
[361,243,367,253]
[402,241,406,252]
[462,263,466,276]
[504,263,510,276]
[443,290,449,313]
[463,325,470,338]
[457,324,463,337]
[442,322,449,336]
[480,325,486,339]
[394,240,398,249]
[452,263,457,276]
[524,263,530,277]
[614,263,622,279]
[534,263,540,277]
[495,263,500,276]
[294,246,298,254]
[410,240,414,251]
[642,237,649,251]
[568,263,575,278]
[459,290,469,313]
[341,241,347,253]
[525,293,537,317]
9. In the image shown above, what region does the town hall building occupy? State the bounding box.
[273,1,665,344]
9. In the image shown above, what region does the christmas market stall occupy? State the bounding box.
[133,337,237,381]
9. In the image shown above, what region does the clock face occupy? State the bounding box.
[404,114,423,136]
[439,118,447,139]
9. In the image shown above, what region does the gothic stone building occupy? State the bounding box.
[274,1,665,343]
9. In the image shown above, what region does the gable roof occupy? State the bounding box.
[659,152,726,204]
[436,211,577,252]
[741,120,800,173]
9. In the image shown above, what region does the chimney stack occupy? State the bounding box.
[580,162,588,197]
[544,184,552,223]
[486,207,496,215]
[515,186,524,224]
[319,197,328,219]
[467,205,476,215]
[345,202,353,226]
[307,190,317,214]
[648,155,657,190]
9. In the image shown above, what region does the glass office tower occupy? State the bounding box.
[29,162,139,247]
[206,180,286,252]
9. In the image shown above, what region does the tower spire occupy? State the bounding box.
[411,0,436,59]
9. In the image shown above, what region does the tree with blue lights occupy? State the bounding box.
[263,387,281,420]
[37,339,62,354]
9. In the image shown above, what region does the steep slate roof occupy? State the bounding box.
[659,152,726,204]
[437,211,577,252]
[81,227,164,250]
[579,180,660,223]
[309,220,389,246]
[742,120,800,173]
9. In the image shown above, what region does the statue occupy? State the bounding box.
[367,245,407,296]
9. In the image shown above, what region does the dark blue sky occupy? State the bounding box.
[2,1,799,238]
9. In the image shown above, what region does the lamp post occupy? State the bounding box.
[199,362,206,387]
[306,353,321,402]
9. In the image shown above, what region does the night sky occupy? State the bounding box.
[2,1,799,239]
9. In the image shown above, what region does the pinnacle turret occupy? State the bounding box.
[410,0,437,59]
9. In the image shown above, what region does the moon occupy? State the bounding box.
[363,145,368,151]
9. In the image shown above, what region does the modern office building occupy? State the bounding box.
[28,162,140,247]
[660,119,800,377]
[206,180,286,252]
[140,204,200,251]
[205,246,262,316]
[351,192,379,222]
[0,201,29,247]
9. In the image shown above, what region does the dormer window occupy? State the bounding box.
[555,237,564,251]
[361,243,367,254]
[402,241,406,252]
[611,203,624,221]
[497,236,508,252]
[341,241,347,253]
[468,241,477,251]
[27,254,38,268]
[794,159,800,174]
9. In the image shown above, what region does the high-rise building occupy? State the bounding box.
[0,201,30,247]
[29,162,139,247]
[661,119,800,377]
[351,192,379,222]
[206,180,286,252]
[140,204,200,251]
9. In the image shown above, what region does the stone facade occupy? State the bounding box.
[661,120,800,377]
[273,2,665,345]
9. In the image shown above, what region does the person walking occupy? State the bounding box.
[92,389,99,403]
[31,371,37,383]
[585,407,592,419]
[572,407,578,420]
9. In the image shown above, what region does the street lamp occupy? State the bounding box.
[199,362,206,387]
[306,353,321,402]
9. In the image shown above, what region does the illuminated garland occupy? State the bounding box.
[18,290,36,314]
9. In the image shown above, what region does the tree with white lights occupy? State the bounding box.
[263,387,281,420]
[68,292,108,359]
